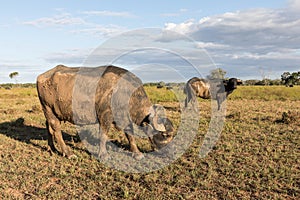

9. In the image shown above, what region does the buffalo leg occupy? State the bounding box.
[46,121,56,153]
[97,125,109,160]
[44,106,74,158]
[124,126,144,160]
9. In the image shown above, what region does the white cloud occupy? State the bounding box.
[81,10,136,18]
[70,24,127,38]
[163,7,300,79]
[166,8,300,49]
[22,11,128,38]
[165,19,197,34]
[165,9,300,46]
[43,48,92,64]
[23,13,86,27]
[196,41,229,49]
[288,0,300,11]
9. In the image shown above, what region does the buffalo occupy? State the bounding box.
[37,65,174,160]
[185,77,238,109]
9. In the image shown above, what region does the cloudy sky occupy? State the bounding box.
[0,0,299,83]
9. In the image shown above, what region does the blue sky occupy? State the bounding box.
[0,0,299,83]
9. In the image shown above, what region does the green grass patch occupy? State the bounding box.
[144,86,178,103]
[230,85,300,101]
[144,85,300,102]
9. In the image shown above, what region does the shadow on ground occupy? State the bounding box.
[0,117,82,152]
[0,117,142,156]
[0,118,47,142]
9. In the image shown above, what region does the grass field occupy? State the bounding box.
[0,86,299,199]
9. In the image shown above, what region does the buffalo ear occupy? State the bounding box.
[148,104,167,132]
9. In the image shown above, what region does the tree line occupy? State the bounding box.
[2,70,300,88]
[244,71,300,86]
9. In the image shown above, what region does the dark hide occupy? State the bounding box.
[185,77,238,110]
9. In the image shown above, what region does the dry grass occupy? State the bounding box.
[0,86,299,199]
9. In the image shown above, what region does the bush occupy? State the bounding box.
[0,83,36,88]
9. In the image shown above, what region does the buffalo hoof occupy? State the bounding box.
[133,152,144,160]
[98,152,110,161]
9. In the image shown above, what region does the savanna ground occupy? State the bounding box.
[0,85,299,199]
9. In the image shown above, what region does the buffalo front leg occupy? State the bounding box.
[125,130,144,160]
[97,125,109,160]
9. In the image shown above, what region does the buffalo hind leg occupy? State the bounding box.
[44,106,75,158]
[46,121,56,154]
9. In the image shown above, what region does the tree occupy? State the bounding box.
[291,71,300,85]
[9,72,19,84]
[261,78,271,86]
[207,68,227,79]
[244,79,260,86]
[281,71,300,86]
[269,79,282,85]
[281,72,291,85]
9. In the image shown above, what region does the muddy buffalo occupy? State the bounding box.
[37,65,174,160]
[184,77,238,109]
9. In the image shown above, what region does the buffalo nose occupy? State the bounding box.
[161,132,172,138]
